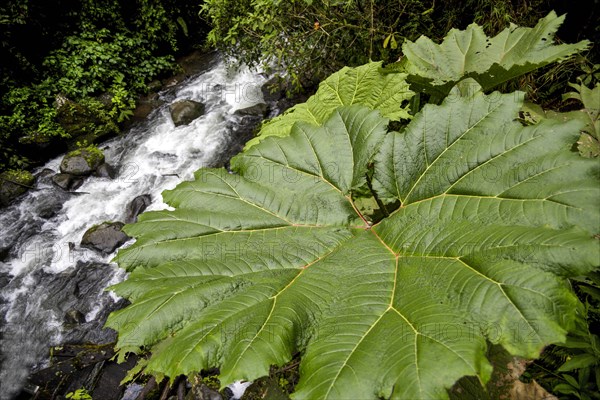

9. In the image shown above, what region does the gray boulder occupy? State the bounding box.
[52,173,85,191]
[64,309,86,325]
[233,103,268,117]
[81,222,130,254]
[170,100,205,126]
[60,147,105,176]
[95,163,116,179]
[125,194,152,223]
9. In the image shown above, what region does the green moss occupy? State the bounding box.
[66,145,105,167]
[1,169,35,186]
[202,375,220,390]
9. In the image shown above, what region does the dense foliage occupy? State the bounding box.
[201,0,598,88]
[107,16,599,399]
[0,0,206,171]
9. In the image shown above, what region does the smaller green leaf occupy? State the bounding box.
[383,34,391,49]
[563,337,594,350]
[390,34,398,50]
[553,383,579,395]
[563,374,581,389]
[559,354,599,372]
[177,17,188,36]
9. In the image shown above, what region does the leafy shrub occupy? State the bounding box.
[201,0,436,85]
[106,16,598,399]
[0,0,205,172]
[44,29,174,98]
[201,0,584,88]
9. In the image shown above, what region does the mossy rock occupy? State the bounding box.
[0,169,35,206]
[60,146,105,176]
[57,100,117,142]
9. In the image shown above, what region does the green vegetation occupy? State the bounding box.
[65,388,93,400]
[0,169,34,185]
[0,0,206,172]
[201,0,597,88]
[523,271,600,399]
[106,16,599,399]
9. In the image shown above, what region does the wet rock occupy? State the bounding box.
[177,50,220,77]
[95,163,116,179]
[51,173,71,189]
[26,344,138,400]
[233,103,268,117]
[60,147,105,176]
[64,309,86,325]
[185,383,223,400]
[126,94,165,127]
[450,345,557,400]
[121,383,145,400]
[52,173,85,191]
[273,91,312,116]
[212,115,264,168]
[36,168,55,181]
[27,344,116,396]
[81,222,130,254]
[125,194,152,223]
[0,170,35,206]
[96,92,114,108]
[33,261,124,345]
[90,356,138,400]
[170,100,206,126]
[38,201,63,219]
[0,272,9,288]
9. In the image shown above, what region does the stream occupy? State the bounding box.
[0,55,268,400]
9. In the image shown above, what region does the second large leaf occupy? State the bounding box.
[246,61,413,148]
[398,11,590,96]
[107,91,599,399]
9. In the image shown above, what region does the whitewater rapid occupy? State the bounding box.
[0,56,267,399]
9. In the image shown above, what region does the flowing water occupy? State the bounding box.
[0,56,267,399]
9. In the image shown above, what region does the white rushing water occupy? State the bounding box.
[0,56,267,399]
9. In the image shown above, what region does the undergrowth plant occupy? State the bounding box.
[106,14,599,399]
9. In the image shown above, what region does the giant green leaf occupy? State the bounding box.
[107,91,599,399]
[397,11,590,97]
[245,61,413,148]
